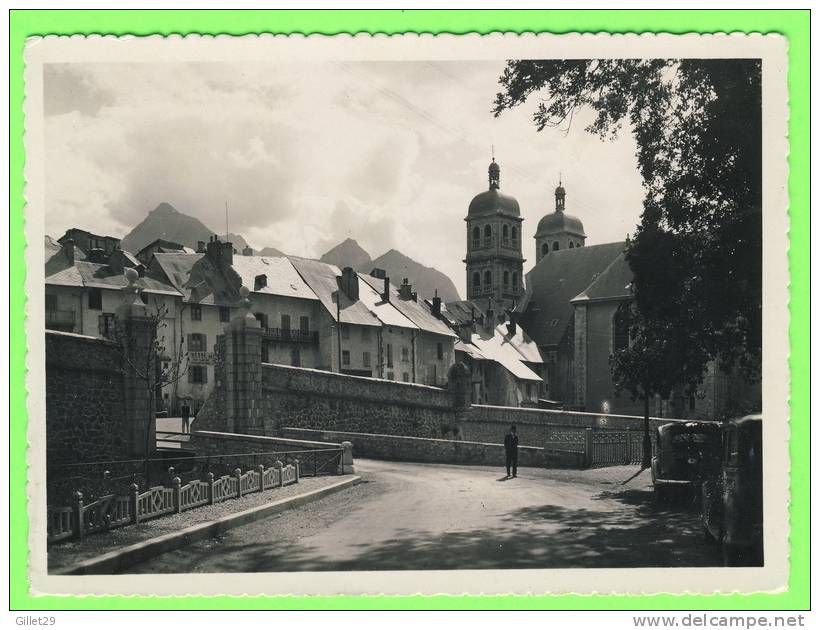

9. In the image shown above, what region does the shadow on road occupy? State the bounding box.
[125,484,720,574]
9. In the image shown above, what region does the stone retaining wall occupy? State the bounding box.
[281,427,546,468]
[254,363,460,438]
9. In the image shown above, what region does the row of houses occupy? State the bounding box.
[45,230,547,414]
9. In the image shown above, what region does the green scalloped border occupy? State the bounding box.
[10,9,809,611]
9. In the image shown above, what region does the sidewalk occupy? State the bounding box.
[47,474,348,572]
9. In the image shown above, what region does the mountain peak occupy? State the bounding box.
[320,238,372,270]
[150,202,178,215]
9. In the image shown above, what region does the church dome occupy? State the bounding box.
[468,188,521,218]
[536,211,586,237]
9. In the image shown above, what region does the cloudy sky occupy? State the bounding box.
[44,60,645,296]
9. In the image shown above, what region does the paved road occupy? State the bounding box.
[127,459,720,573]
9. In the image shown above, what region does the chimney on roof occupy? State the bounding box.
[61,239,75,265]
[370,268,386,280]
[242,245,253,256]
[382,276,390,303]
[399,278,416,301]
[506,311,518,337]
[339,267,359,302]
[197,240,206,253]
[254,274,267,291]
[457,323,472,344]
[431,290,442,317]
[206,235,233,268]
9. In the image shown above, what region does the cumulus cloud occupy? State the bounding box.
[43,59,646,295]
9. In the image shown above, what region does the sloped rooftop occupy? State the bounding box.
[287,256,381,327]
[520,241,625,347]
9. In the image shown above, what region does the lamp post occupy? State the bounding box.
[642,393,652,469]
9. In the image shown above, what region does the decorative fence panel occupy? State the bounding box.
[179,480,211,511]
[543,426,657,468]
[262,467,280,489]
[47,506,75,543]
[240,470,261,495]
[138,486,175,521]
[211,474,236,504]
[82,493,132,535]
[282,463,298,486]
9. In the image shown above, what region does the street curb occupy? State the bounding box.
[55,475,363,575]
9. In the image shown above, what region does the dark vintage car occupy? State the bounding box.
[651,421,722,502]
[702,414,763,566]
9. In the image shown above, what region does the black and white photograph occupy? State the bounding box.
[25,33,789,596]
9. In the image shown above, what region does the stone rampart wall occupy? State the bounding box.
[46,331,128,466]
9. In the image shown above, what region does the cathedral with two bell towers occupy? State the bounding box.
[464,157,586,313]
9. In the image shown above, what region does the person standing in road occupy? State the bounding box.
[504,424,519,478]
[180,401,191,434]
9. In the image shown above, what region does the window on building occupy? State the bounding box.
[98,313,116,339]
[472,272,481,288]
[261,342,269,363]
[512,272,518,289]
[484,224,492,238]
[88,288,102,311]
[401,347,410,362]
[569,242,574,249]
[219,307,230,322]
[437,342,444,360]
[361,326,371,341]
[342,350,351,366]
[503,270,510,287]
[402,372,410,382]
[189,365,207,384]
[363,351,371,368]
[512,226,518,242]
[291,347,301,367]
[190,304,202,321]
[386,372,394,381]
[299,315,310,333]
[502,224,509,239]
[484,270,492,286]
[612,308,630,353]
[386,344,393,368]
[472,226,480,246]
[553,242,560,251]
[341,324,349,340]
[281,314,291,331]
[45,294,57,311]
[255,312,268,328]
[541,243,549,256]
[188,333,207,352]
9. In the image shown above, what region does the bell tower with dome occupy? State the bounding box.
[464,158,525,313]
[534,179,587,263]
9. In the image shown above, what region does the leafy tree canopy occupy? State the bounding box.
[495,59,762,398]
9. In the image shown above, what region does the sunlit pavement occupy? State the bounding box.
[127,458,720,573]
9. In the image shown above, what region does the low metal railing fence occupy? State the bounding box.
[47,447,343,506]
[47,459,302,545]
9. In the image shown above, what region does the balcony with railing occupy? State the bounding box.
[46,309,76,331]
[262,328,319,344]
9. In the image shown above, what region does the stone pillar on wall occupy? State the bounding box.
[115,268,157,457]
[447,361,472,439]
[573,304,588,410]
[223,286,264,434]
